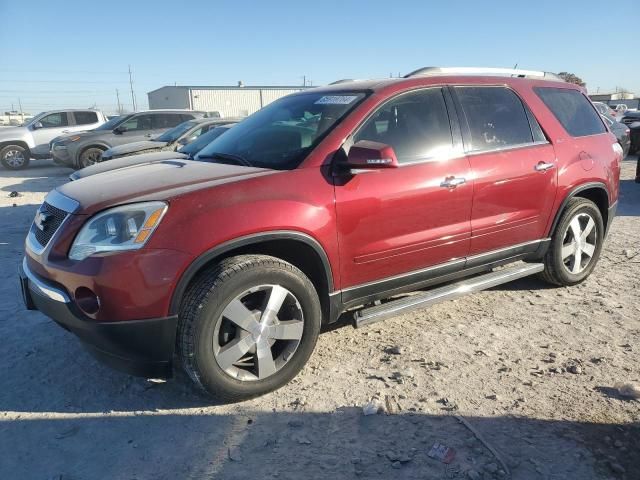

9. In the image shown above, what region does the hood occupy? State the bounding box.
[0,126,26,139]
[71,151,188,181]
[59,159,276,214]
[106,140,168,156]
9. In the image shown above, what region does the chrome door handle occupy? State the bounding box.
[440,177,466,188]
[534,162,555,172]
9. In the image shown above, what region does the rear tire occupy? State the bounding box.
[0,145,30,170]
[78,146,105,169]
[539,197,604,286]
[177,255,321,402]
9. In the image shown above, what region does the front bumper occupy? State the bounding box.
[19,257,177,378]
[50,146,74,166]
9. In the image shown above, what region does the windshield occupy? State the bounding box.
[196,91,367,169]
[94,115,130,131]
[181,126,231,156]
[155,120,198,142]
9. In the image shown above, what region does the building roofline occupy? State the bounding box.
[148,85,314,94]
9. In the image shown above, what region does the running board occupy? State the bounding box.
[353,263,544,328]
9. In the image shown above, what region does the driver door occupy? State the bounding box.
[334,87,473,300]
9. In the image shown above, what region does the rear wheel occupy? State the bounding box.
[0,145,30,170]
[78,146,105,168]
[540,197,604,286]
[177,255,321,401]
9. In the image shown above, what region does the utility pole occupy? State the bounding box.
[18,97,24,123]
[116,89,122,114]
[302,75,306,87]
[128,65,137,112]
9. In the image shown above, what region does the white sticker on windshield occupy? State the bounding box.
[314,95,359,105]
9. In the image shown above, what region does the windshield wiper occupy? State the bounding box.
[197,152,252,167]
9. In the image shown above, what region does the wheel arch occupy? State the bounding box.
[548,182,610,236]
[0,140,30,155]
[75,143,110,165]
[169,231,336,322]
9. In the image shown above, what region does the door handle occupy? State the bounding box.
[534,161,555,172]
[440,177,466,188]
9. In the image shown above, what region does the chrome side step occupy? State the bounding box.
[353,263,544,328]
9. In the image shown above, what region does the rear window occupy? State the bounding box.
[74,111,98,125]
[535,87,606,137]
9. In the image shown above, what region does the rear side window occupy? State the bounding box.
[455,86,534,151]
[74,111,98,125]
[153,114,185,129]
[354,88,453,163]
[535,87,606,137]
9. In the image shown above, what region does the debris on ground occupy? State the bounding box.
[427,442,456,464]
[615,382,640,399]
[362,399,385,415]
[8,191,20,198]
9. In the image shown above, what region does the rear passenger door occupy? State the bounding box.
[70,111,101,132]
[452,86,557,256]
[334,87,473,296]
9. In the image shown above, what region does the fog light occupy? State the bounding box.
[75,287,100,315]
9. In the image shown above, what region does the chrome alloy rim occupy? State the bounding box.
[4,149,25,167]
[561,213,597,274]
[213,284,304,381]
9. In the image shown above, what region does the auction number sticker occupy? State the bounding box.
[314,95,359,105]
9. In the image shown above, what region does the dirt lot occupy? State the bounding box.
[0,158,638,480]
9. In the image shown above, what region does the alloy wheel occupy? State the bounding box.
[4,149,25,168]
[213,284,304,381]
[81,149,102,167]
[561,213,597,274]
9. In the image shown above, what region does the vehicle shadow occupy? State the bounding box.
[1,406,637,479]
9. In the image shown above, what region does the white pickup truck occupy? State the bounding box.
[0,109,107,169]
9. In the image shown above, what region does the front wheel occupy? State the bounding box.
[539,197,604,286]
[78,146,105,169]
[177,255,321,401]
[0,145,30,170]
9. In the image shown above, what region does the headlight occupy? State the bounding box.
[69,201,168,261]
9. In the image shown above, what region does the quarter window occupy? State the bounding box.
[455,86,534,151]
[353,88,453,163]
[39,112,69,128]
[74,111,98,125]
[535,87,606,137]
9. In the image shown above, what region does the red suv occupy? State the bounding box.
[20,68,622,400]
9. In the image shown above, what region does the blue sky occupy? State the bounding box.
[1,0,638,114]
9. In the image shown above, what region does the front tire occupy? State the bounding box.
[0,144,30,170]
[177,255,321,402]
[540,197,604,286]
[78,146,105,169]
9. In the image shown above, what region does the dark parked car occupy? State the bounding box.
[601,114,630,157]
[620,111,640,154]
[21,68,621,400]
[69,124,236,181]
[50,110,205,169]
[100,118,239,162]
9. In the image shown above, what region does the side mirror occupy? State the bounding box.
[345,140,399,170]
[32,121,44,130]
[178,136,193,146]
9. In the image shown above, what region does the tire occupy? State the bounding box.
[0,144,30,170]
[78,146,105,169]
[177,254,322,402]
[539,197,604,286]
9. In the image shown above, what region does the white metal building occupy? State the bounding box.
[147,84,311,117]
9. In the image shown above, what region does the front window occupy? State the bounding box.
[38,112,69,128]
[155,120,198,142]
[196,92,367,169]
[95,115,129,131]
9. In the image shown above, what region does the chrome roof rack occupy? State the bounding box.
[403,67,564,81]
[329,79,363,85]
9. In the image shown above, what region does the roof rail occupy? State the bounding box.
[404,67,564,81]
[329,79,363,85]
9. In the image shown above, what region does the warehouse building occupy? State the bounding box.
[147,83,311,117]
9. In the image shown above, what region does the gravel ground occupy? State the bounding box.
[0,158,638,480]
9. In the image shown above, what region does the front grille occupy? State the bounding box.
[31,202,68,248]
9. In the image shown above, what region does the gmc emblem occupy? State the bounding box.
[34,211,50,231]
